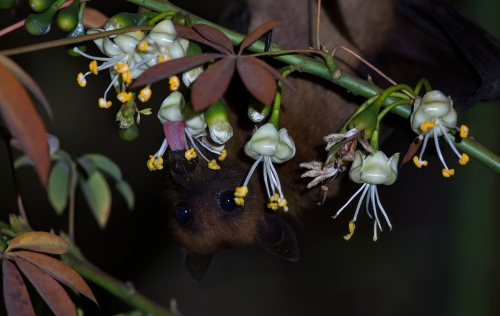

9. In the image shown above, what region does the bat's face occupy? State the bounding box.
[166,149,262,255]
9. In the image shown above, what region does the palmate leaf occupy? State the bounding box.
[191,58,236,111]
[9,250,97,305]
[192,24,234,54]
[14,257,77,316]
[238,21,280,54]
[48,160,72,215]
[79,170,111,229]
[0,62,50,186]
[5,231,70,254]
[237,57,280,106]
[2,259,35,316]
[175,24,231,53]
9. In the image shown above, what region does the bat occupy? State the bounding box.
[164,0,500,281]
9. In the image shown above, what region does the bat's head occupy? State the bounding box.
[165,148,299,281]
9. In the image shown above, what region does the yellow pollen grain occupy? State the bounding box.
[169,76,180,91]
[99,98,111,108]
[277,199,287,207]
[154,157,164,170]
[219,149,227,161]
[442,168,455,178]
[159,54,170,63]
[234,186,248,198]
[413,156,428,168]
[343,221,356,241]
[460,125,469,138]
[114,62,129,73]
[208,159,220,170]
[147,156,156,171]
[267,202,278,211]
[77,73,86,87]
[459,153,469,165]
[117,92,132,103]
[138,88,152,102]
[137,40,149,51]
[234,197,244,206]
[184,148,197,161]
[122,70,132,84]
[89,60,98,75]
[420,121,435,132]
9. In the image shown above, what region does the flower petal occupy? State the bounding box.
[158,91,185,123]
[244,123,278,159]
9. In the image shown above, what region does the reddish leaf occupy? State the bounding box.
[2,259,36,316]
[191,58,236,111]
[6,231,70,254]
[11,251,97,305]
[237,57,278,105]
[192,24,234,54]
[0,55,52,120]
[13,256,77,316]
[245,57,297,94]
[401,136,423,166]
[0,63,49,187]
[174,25,232,54]
[130,53,224,88]
[239,21,280,54]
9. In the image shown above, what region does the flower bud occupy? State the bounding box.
[247,98,270,122]
[204,100,233,144]
[349,151,399,185]
[158,91,185,124]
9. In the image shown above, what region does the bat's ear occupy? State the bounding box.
[256,214,299,262]
[183,250,213,282]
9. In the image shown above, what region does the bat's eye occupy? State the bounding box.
[174,202,192,223]
[218,190,238,212]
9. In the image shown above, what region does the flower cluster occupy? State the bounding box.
[75,20,194,108]
[234,123,296,211]
[410,90,469,177]
[147,92,229,171]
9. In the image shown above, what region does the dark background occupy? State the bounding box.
[1,0,499,315]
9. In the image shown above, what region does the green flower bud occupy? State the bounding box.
[204,100,233,144]
[9,214,31,234]
[348,103,378,139]
[103,12,156,37]
[119,121,139,141]
[25,0,65,35]
[247,98,270,122]
[28,0,55,12]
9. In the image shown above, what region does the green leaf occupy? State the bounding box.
[48,161,72,215]
[115,181,134,211]
[82,154,122,182]
[14,155,31,169]
[76,156,96,178]
[79,170,111,229]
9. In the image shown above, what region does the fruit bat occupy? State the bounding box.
[164,0,500,281]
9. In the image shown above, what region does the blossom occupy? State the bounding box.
[333,150,399,241]
[234,123,296,211]
[148,92,225,171]
[410,90,469,177]
[75,20,189,108]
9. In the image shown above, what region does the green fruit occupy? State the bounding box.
[25,0,64,35]
[56,0,78,32]
[119,123,139,141]
[171,12,185,25]
[28,0,56,12]
[103,12,156,32]
[187,42,202,56]
[0,0,15,9]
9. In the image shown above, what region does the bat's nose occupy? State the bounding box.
[167,149,198,175]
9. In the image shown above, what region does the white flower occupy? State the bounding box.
[235,123,295,211]
[148,92,225,171]
[333,150,399,241]
[410,90,469,177]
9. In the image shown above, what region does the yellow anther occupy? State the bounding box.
[122,70,132,84]
[269,193,280,202]
[459,153,469,165]
[442,168,455,178]
[159,54,170,63]
[77,73,86,87]
[98,98,112,108]
[184,148,197,161]
[137,40,149,51]
[267,202,278,211]
[460,125,469,138]
[147,155,156,171]
[277,199,288,208]
[135,30,142,36]
[413,156,428,168]
[169,76,180,91]
[234,186,248,198]
[138,87,152,102]
[89,60,98,75]
[343,221,356,241]
[117,92,132,103]
[234,197,245,206]
[154,157,164,170]
[208,159,220,170]
[114,62,129,73]
[219,149,227,161]
[420,121,435,132]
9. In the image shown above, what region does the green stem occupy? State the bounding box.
[414,78,432,96]
[147,10,176,25]
[269,66,295,128]
[64,253,173,316]
[378,99,412,123]
[77,1,86,22]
